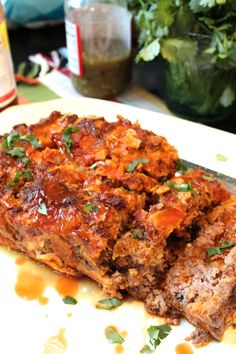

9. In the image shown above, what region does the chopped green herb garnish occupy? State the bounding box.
[207,240,234,257]
[176,160,188,173]
[83,202,98,214]
[62,126,79,153]
[89,161,106,169]
[201,174,215,181]
[21,134,41,149]
[166,181,198,195]
[4,147,25,159]
[6,168,33,188]
[6,181,15,188]
[19,169,33,180]
[37,203,48,216]
[1,132,39,165]
[132,231,144,239]
[54,156,61,163]
[192,223,201,236]
[2,131,40,150]
[216,153,228,162]
[166,181,175,188]
[3,146,30,166]
[127,158,149,172]
[141,325,172,353]
[21,157,30,166]
[62,296,78,305]
[87,191,93,196]
[2,131,20,149]
[96,297,123,310]
[148,325,171,347]
[161,177,168,184]
[105,327,125,344]
[170,183,190,191]
[141,344,153,353]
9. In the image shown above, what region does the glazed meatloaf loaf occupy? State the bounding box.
[0,111,180,295]
[0,111,233,341]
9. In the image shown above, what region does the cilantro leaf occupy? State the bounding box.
[161,177,168,184]
[89,161,106,170]
[207,240,234,257]
[173,183,192,191]
[131,0,236,74]
[6,168,33,188]
[190,0,226,12]
[127,158,149,172]
[220,87,235,108]
[175,160,189,173]
[192,223,201,236]
[87,191,93,196]
[62,126,79,153]
[166,181,198,195]
[161,38,197,64]
[166,181,175,188]
[141,344,153,353]
[2,131,20,149]
[37,203,48,216]
[201,174,215,181]
[83,202,99,214]
[54,156,61,163]
[3,146,30,166]
[207,246,222,257]
[1,131,41,151]
[201,0,226,8]
[142,325,171,352]
[21,134,41,149]
[21,157,30,166]
[96,297,123,310]
[132,231,144,239]
[138,39,161,62]
[62,296,78,305]
[4,147,25,159]
[216,153,228,162]
[105,327,125,344]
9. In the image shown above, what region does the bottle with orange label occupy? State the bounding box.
[0,1,17,112]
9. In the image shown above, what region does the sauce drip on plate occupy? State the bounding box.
[115,344,124,354]
[55,276,79,297]
[15,269,48,305]
[15,256,80,304]
[175,343,194,354]
[15,255,27,265]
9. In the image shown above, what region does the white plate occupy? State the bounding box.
[0,98,235,354]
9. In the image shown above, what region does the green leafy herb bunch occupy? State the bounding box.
[128,0,236,69]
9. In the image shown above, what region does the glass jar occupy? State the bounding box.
[163,34,236,123]
[65,0,132,99]
[0,1,17,112]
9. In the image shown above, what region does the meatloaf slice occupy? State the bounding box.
[112,169,230,299]
[163,197,236,341]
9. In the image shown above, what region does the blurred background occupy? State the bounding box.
[1,0,236,133]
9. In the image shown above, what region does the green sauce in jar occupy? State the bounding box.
[71,38,131,99]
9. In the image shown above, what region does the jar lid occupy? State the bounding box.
[67,0,127,9]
